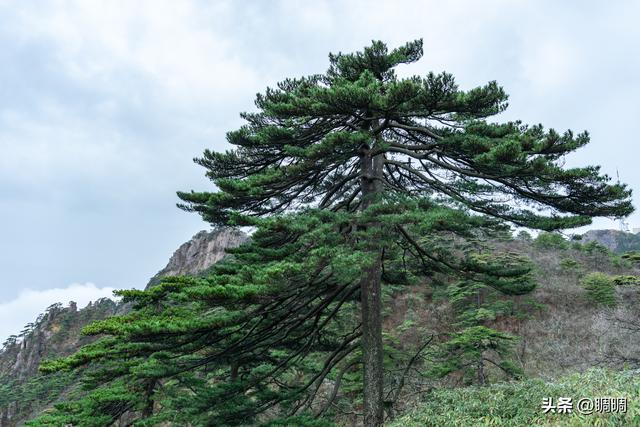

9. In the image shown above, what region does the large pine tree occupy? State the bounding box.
[33,40,632,427]
[176,39,632,425]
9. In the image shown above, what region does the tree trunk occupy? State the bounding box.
[230,360,239,381]
[142,379,156,418]
[358,142,385,426]
[477,357,486,386]
[360,251,384,426]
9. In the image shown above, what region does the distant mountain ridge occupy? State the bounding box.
[580,229,640,253]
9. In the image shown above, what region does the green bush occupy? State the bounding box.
[391,369,640,427]
[582,272,616,307]
[579,241,610,256]
[515,230,532,241]
[534,232,569,250]
[621,251,640,265]
[609,255,627,268]
[612,275,640,286]
[559,258,582,272]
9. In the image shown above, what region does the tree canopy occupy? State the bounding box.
[178,39,631,230]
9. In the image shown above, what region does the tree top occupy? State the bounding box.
[178,40,633,231]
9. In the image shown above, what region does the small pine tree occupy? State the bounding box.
[534,232,569,250]
[582,272,616,307]
[431,252,534,385]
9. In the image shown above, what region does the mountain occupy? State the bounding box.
[146,228,248,288]
[580,229,640,253]
[1,229,639,425]
[0,299,119,426]
[0,228,247,427]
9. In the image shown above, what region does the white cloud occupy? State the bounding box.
[520,38,581,93]
[0,106,128,182]
[0,283,117,343]
[9,0,260,106]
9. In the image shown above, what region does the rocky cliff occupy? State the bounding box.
[581,229,640,253]
[0,299,119,426]
[146,227,248,288]
[0,227,247,427]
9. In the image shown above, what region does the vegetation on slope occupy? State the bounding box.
[0,228,638,426]
[391,369,640,427]
[0,299,118,425]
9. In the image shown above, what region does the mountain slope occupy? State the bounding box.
[2,229,639,426]
[0,228,247,427]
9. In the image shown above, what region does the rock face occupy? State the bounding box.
[146,228,249,288]
[0,299,118,379]
[581,229,640,253]
[0,227,248,426]
[0,299,119,426]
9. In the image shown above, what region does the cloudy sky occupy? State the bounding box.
[1,0,638,341]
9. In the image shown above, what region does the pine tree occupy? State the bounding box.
[175,39,631,425]
[34,39,632,426]
[431,252,535,385]
[33,207,531,426]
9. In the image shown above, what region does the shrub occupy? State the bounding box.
[612,275,640,286]
[390,369,640,427]
[534,232,569,250]
[609,255,627,268]
[621,251,640,265]
[515,230,532,241]
[580,241,610,256]
[559,258,582,272]
[581,272,616,307]
[571,241,583,250]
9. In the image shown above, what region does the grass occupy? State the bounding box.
[390,369,640,426]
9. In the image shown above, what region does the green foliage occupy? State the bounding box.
[534,232,569,250]
[429,326,522,384]
[0,299,120,424]
[0,371,80,423]
[390,369,640,426]
[33,211,372,425]
[579,240,610,256]
[612,275,640,286]
[26,381,138,427]
[429,252,534,385]
[582,272,616,307]
[572,241,628,269]
[177,39,631,230]
[608,254,627,269]
[31,204,538,425]
[621,251,640,265]
[559,258,582,273]
[262,414,334,427]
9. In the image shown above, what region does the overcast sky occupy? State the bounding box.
[1,0,638,341]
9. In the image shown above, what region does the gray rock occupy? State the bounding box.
[146,227,248,288]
